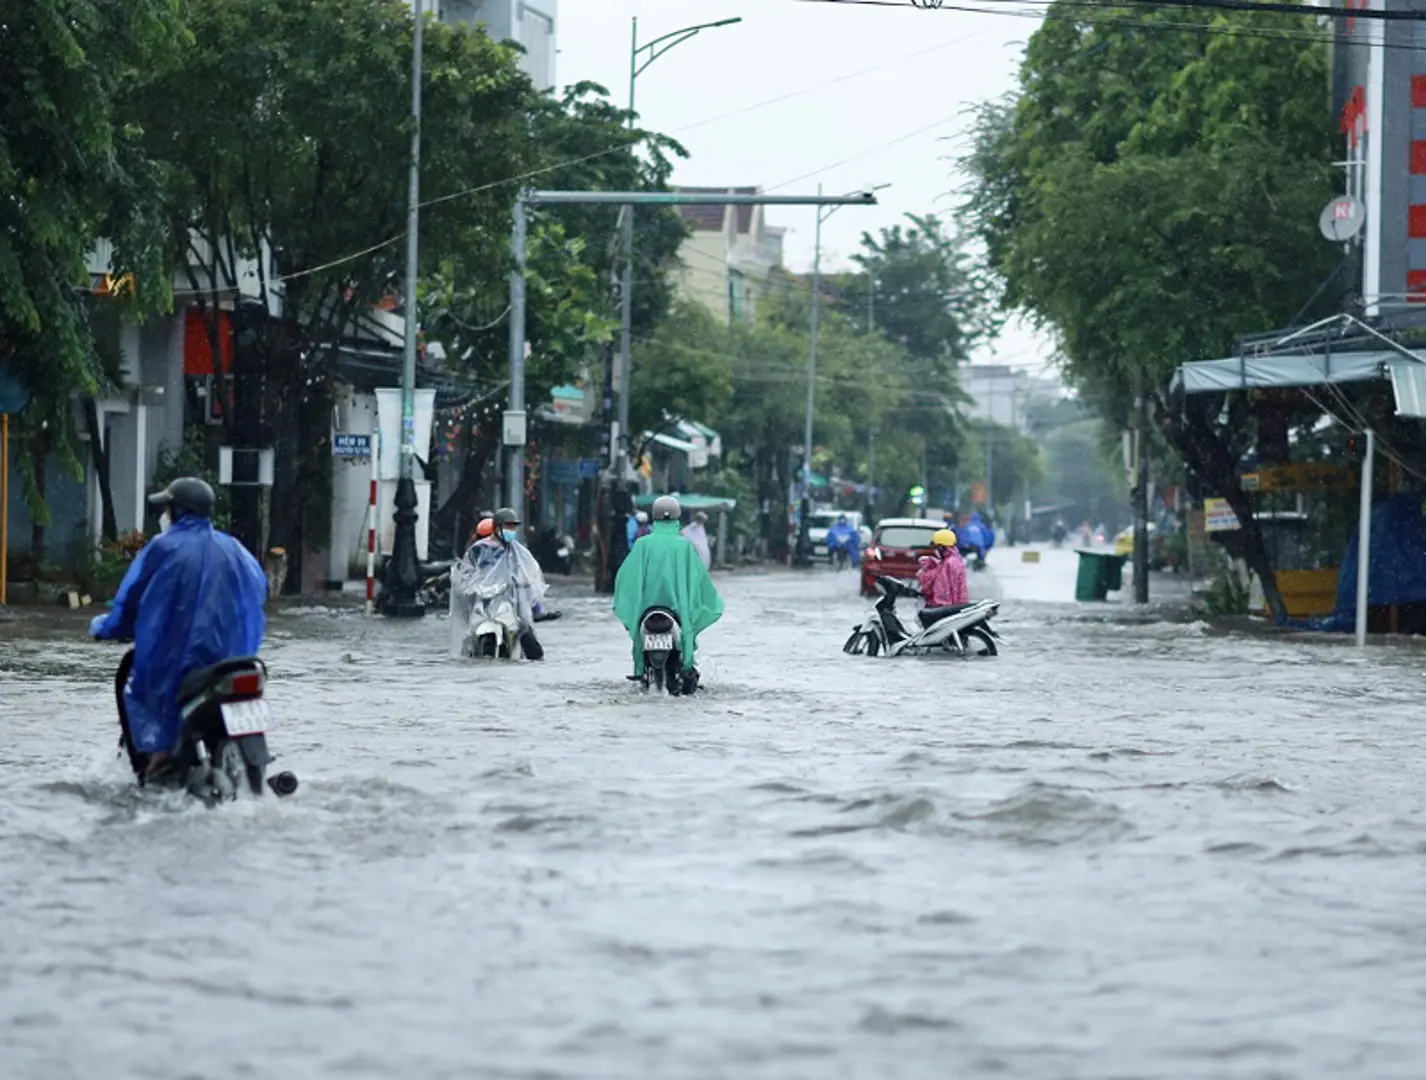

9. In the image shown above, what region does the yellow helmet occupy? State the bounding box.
[932,528,957,549]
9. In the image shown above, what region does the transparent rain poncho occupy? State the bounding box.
[448,541,548,657]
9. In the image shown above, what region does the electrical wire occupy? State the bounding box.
[800,0,1426,22]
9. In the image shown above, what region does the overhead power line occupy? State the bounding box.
[804,0,1426,21]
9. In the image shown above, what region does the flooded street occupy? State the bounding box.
[3,548,1426,1079]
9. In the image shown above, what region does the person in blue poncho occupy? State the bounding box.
[89,477,268,782]
[824,513,860,567]
[959,511,992,565]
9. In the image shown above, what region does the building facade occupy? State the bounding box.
[673,187,787,324]
[433,0,557,91]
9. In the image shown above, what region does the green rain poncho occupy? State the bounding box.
[613,519,724,674]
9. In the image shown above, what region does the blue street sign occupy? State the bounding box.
[0,366,30,415]
[577,458,600,480]
[332,433,372,458]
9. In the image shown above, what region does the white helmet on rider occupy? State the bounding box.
[652,495,681,521]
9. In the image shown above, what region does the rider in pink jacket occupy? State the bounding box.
[917,528,969,607]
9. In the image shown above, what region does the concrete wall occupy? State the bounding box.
[677,232,732,323]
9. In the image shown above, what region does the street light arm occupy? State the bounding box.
[633,18,743,79]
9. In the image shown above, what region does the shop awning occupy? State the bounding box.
[1170,350,1426,418]
[634,492,737,511]
[648,431,699,454]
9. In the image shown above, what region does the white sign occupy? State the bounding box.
[503,410,527,447]
[375,388,436,481]
[1204,497,1241,533]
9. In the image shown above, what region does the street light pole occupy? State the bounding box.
[795,183,890,567]
[381,0,425,618]
[600,14,741,590]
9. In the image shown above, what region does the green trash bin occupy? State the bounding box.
[1075,550,1128,602]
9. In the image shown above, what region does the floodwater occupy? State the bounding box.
[2,547,1425,1079]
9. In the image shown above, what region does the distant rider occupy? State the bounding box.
[681,510,712,569]
[463,507,547,659]
[89,477,268,781]
[960,511,991,564]
[626,510,651,550]
[824,513,860,566]
[918,528,969,607]
[613,495,724,693]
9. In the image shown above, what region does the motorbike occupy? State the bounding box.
[635,607,698,695]
[530,527,575,577]
[843,574,1001,658]
[451,559,534,660]
[959,544,988,572]
[1051,524,1067,548]
[417,558,456,609]
[826,538,856,571]
[114,649,298,802]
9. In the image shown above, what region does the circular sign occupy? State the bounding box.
[1319,194,1366,242]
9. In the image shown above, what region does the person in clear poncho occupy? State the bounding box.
[449,508,548,660]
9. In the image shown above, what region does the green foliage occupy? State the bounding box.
[837,214,1000,371]
[1,0,186,505]
[149,427,233,533]
[962,7,1337,399]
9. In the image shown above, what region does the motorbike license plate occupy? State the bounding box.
[644,633,673,651]
[220,698,272,737]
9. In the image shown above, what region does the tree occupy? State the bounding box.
[126,0,546,567]
[1,0,185,537]
[962,7,1338,617]
[837,213,999,371]
[421,81,690,545]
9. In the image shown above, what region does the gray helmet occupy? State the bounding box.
[148,476,215,518]
[493,507,520,527]
[652,495,681,521]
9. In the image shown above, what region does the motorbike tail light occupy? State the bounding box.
[229,672,263,697]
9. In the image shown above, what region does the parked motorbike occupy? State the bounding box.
[635,607,698,695]
[530,527,574,577]
[843,574,1001,658]
[417,559,456,609]
[114,650,299,802]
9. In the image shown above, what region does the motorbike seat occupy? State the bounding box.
[918,603,973,628]
[177,657,264,704]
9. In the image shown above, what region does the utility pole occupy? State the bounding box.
[1132,365,1150,604]
[796,183,890,566]
[381,0,425,618]
[596,14,741,592]
[795,182,827,568]
[865,272,876,523]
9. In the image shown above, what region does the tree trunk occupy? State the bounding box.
[435,423,500,555]
[84,399,119,543]
[1158,394,1288,622]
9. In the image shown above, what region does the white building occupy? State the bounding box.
[963,365,1032,432]
[431,0,557,91]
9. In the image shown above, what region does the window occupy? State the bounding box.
[728,269,745,322]
[875,525,938,550]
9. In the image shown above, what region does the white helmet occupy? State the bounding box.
[652,495,681,521]
[635,511,649,524]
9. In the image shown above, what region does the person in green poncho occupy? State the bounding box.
[613,495,724,692]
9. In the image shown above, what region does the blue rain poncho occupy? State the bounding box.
[89,517,268,753]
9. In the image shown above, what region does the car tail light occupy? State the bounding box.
[229,672,263,697]
[868,546,881,561]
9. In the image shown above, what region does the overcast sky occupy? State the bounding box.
[557,0,1057,375]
